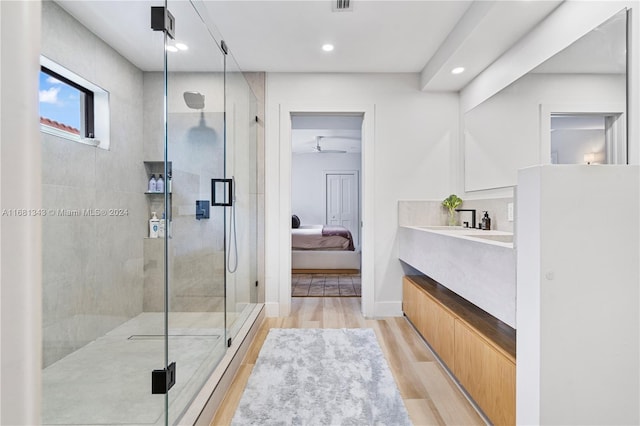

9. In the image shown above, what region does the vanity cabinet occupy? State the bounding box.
[403,275,515,425]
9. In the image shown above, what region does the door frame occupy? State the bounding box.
[540,102,627,164]
[277,104,375,317]
[324,170,360,248]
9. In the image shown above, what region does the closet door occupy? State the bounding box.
[326,172,359,245]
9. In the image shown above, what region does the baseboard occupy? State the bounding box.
[373,301,403,317]
[265,302,280,317]
[292,269,360,274]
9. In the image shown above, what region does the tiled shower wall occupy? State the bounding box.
[142,73,227,312]
[41,2,146,367]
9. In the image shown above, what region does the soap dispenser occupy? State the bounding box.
[149,212,159,238]
[481,211,491,230]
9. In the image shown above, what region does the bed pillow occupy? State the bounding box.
[292,215,300,229]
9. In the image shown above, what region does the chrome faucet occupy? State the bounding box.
[455,209,476,228]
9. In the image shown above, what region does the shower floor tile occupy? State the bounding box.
[42,312,227,425]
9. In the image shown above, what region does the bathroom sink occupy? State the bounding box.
[418,226,464,230]
[408,226,514,247]
[463,233,513,243]
[417,226,468,232]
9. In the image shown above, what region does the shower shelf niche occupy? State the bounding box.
[144,160,172,225]
[144,161,172,194]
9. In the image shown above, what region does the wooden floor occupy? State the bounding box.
[209,297,485,426]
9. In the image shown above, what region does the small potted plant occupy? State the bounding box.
[442,194,463,226]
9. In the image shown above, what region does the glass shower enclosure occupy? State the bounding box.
[41,1,258,424]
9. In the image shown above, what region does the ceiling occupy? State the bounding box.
[56,0,564,91]
[291,114,362,154]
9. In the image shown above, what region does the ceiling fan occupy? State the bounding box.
[312,135,357,154]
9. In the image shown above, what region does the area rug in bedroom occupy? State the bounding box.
[231,328,411,425]
[292,273,361,297]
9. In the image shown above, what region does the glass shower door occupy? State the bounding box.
[162,2,228,423]
[224,59,259,341]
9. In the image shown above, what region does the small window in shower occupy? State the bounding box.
[39,67,93,139]
[39,56,110,149]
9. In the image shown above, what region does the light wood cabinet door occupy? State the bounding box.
[421,293,455,370]
[402,278,420,326]
[454,320,515,426]
[402,278,455,370]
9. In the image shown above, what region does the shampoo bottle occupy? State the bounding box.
[481,211,491,230]
[158,212,165,238]
[156,174,164,192]
[149,212,159,238]
[148,174,157,193]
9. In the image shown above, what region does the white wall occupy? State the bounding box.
[291,153,361,226]
[551,129,605,165]
[517,165,639,425]
[0,1,42,423]
[265,73,458,317]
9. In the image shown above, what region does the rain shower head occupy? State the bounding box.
[183,91,205,110]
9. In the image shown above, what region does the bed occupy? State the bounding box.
[291,225,360,272]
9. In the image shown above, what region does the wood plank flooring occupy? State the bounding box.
[209,297,484,426]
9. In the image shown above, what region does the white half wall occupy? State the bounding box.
[265,73,458,318]
[516,165,639,425]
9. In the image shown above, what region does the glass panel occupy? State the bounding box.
[224,56,259,340]
[164,1,227,423]
[40,1,166,424]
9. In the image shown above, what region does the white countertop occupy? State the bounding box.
[401,225,515,248]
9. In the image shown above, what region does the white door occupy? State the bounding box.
[326,172,359,247]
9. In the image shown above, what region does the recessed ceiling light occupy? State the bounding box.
[451,67,465,75]
[322,44,334,52]
[176,43,189,51]
[166,45,178,53]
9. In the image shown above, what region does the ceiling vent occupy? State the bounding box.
[332,0,353,12]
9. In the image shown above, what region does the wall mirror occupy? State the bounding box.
[464,8,628,192]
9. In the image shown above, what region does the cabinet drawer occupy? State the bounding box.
[454,320,515,426]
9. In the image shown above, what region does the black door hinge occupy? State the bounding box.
[227,337,232,347]
[255,280,259,287]
[152,361,176,394]
[150,7,175,39]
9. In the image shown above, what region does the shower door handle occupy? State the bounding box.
[211,178,233,207]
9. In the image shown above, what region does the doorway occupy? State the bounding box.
[290,114,363,297]
[550,113,626,164]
